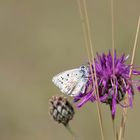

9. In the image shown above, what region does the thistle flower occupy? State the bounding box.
[49,96,74,126]
[74,51,140,118]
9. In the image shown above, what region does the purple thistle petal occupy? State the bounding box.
[77,93,93,108]
[99,94,109,102]
[74,51,140,118]
[90,96,96,102]
[112,88,117,119]
[132,70,140,75]
[126,87,133,107]
[137,86,140,91]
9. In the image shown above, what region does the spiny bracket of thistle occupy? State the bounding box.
[49,96,75,126]
[74,51,140,119]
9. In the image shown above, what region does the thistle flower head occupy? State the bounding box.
[49,96,74,126]
[74,51,140,118]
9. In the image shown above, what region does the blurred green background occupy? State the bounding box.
[0,0,140,140]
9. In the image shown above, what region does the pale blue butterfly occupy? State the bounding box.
[52,65,89,96]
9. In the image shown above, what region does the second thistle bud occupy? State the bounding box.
[49,96,74,126]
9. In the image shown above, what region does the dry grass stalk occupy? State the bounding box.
[118,16,140,140]
[110,0,118,139]
[76,0,105,140]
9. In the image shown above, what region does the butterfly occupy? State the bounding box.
[52,65,89,96]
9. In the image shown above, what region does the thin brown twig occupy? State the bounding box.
[76,0,105,140]
[118,108,127,140]
[111,0,115,73]
[118,16,140,140]
[82,0,105,140]
[76,0,92,64]
[122,16,140,140]
[129,16,140,73]
[110,0,117,139]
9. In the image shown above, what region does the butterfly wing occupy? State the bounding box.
[70,78,88,96]
[52,68,83,95]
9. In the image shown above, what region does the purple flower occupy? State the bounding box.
[74,51,140,119]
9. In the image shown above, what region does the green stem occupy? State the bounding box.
[65,124,80,140]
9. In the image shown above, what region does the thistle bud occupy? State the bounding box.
[49,96,74,126]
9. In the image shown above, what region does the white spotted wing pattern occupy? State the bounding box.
[52,65,89,96]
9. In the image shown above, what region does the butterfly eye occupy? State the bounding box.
[80,65,86,70]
